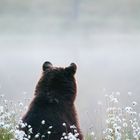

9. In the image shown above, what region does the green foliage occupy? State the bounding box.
[85,133,93,140]
[0,128,14,140]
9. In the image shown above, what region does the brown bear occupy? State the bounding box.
[19,62,83,140]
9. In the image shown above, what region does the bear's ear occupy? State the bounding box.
[42,61,53,71]
[65,63,77,76]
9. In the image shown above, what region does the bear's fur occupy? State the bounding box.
[20,62,83,140]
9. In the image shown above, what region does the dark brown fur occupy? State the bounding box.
[21,62,83,140]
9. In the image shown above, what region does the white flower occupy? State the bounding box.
[74,129,77,133]
[107,128,113,134]
[28,125,31,128]
[62,123,66,126]
[35,133,40,138]
[90,131,95,136]
[15,130,26,140]
[0,122,4,127]
[0,94,4,98]
[19,122,26,128]
[19,102,23,107]
[0,106,4,113]
[123,122,128,128]
[115,126,121,132]
[113,123,117,128]
[62,132,66,136]
[125,107,132,113]
[74,132,79,138]
[68,133,77,140]
[28,135,31,139]
[41,120,45,125]
[70,125,76,129]
[49,125,53,129]
[111,98,118,103]
[28,128,33,134]
[64,136,68,139]
[41,135,45,138]
[132,101,137,106]
[47,131,51,135]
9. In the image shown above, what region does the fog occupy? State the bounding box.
[0,0,140,131]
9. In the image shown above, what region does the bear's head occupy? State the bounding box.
[35,61,77,104]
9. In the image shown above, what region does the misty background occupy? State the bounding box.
[0,0,140,132]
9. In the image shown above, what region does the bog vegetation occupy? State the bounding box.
[0,92,140,140]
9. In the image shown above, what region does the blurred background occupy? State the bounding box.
[0,0,140,132]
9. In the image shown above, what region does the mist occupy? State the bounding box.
[0,0,140,132]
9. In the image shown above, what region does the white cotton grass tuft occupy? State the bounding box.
[0,94,31,140]
[0,106,4,113]
[15,130,26,140]
[35,133,40,138]
[47,131,51,135]
[85,91,140,140]
[0,91,140,140]
[41,120,45,125]
[132,101,137,106]
[62,122,66,126]
[0,93,81,140]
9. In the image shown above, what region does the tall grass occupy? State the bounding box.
[0,93,28,140]
[85,92,140,140]
[0,92,140,140]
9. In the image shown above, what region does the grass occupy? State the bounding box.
[85,92,140,140]
[85,133,94,140]
[0,92,140,140]
[0,128,14,140]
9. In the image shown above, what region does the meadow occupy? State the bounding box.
[0,92,140,140]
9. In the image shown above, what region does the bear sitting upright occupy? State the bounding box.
[20,61,83,140]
